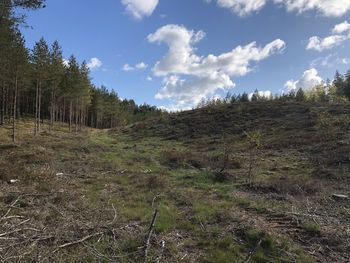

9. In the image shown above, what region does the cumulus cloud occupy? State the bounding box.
[122,62,148,71]
[307,35,348,52]
[87,58,103,70]
[284,68,323,91]
[274,0,350,17]
[135,62,148,69]
[306,21,350,52]
[332,21,350,34]
[122,64,134,71]
[248,90,272,100]
[121,0,159,20]
[207,0,350,17]
[215,0,266,17]
[148,24,285,109]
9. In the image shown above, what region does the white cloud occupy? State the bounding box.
[121,0,159,20]
[122,62,148,71]
[87,57,102,70]
[306,21,350,52]
[310,53,350,68]
[284,68,323,91]
[207,0,350,17]
[147,75,153,81]
[306,35,348,52]
[122,64,134,71]
[332,21,350,34]
[148,24,285,109]
[135,62,148,69]
[248,90,272,100]
[275,0,350,17]
[63,58,69,67]
[215,0,266,17]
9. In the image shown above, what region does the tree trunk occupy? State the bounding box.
[69,99,72,132]
[34,79,39,135]
[50,87,54,130]
[12,75,18,143]
[0,81,5,125]
[38,80,41,133]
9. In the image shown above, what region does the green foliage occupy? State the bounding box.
[295,88,306,101]
[302,222,321,236]
[0,3,164,134]
[198,237,240,263]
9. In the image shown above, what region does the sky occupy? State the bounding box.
[20,0,350,110]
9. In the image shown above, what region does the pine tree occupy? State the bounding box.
[48,41,65,129]
[9,30,28,142]
[333,71,345,98]
[31,37,50,135]
[344,70,350,100]
[295,88,305,102]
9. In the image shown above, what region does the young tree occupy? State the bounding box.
[344,70,350,100]
[295,88,306,102]
[240,92,249,102]
[333,71,345,98]
[245,131,262,187]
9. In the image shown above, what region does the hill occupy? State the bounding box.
[0,102,349,262]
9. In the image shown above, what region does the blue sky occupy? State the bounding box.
[21,0,350,110]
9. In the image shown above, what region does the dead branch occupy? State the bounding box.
[144,209,159,263]
[0,228,40,237]
[156,240,165,263]
[53,232,103,253]
[0,195,22,220]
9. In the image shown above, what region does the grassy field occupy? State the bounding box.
[0,102,349,262]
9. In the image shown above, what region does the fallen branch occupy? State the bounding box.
[53,232,103,253]
[1,195,22,220]
[0,228,40,237]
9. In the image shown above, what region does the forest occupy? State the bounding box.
[0,0,163,142]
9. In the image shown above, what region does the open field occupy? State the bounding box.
[0,102,350,262]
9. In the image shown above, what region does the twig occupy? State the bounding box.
[111,204,117,224]
[53,232,103,253]
[0,228,40,237]
[245,239,262,263]
[1,195,22,220]
[0,215,25,221]
[156,240,165,263]
[144,209,159,263]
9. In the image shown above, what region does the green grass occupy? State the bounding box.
[1,102,348,263]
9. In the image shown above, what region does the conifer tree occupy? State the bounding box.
[31,37,50,135]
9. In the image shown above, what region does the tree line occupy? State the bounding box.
[198,70,350,108]
[0,0,163,142]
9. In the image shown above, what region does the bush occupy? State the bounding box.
[302,222,321,237]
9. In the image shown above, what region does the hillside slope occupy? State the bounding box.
[0,102,349,262]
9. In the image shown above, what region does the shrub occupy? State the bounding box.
[302,222,321,237]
